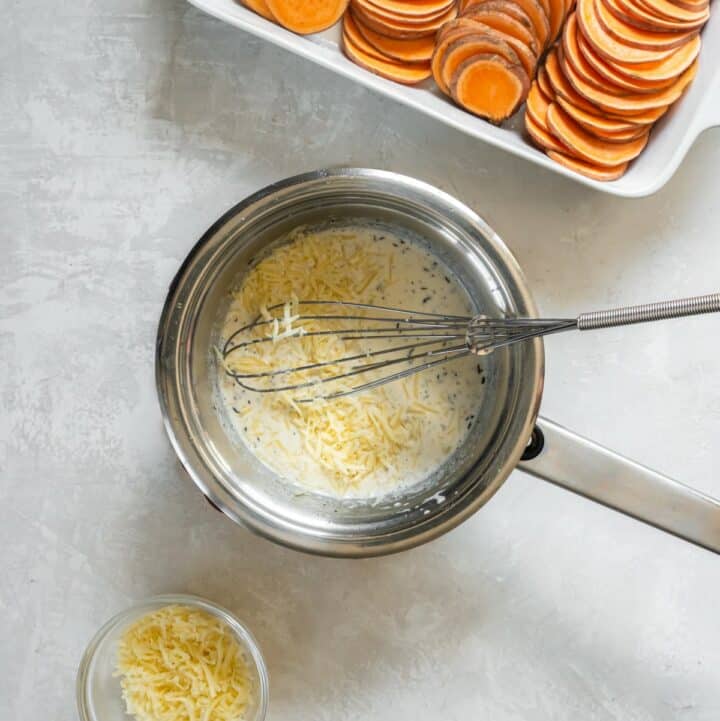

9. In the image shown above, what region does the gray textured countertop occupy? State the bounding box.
[2,1,719,720]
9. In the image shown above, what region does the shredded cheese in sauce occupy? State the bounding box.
[115,606,253,721]
[220,225,483,498]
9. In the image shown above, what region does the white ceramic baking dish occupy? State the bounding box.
[186,0,720,196]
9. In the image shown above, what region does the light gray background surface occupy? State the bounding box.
[1,1,719,719]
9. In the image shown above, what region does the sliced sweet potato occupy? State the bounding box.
[574,20,677,92]
[544,49,600,112]
[465,20,539,75]
[577,0,681,64]
[451,54,530,121]
[547,150,628,179]
[344,12,393,60]
[635,0,709,23]
[437,16,481,39]
[537,65,555,98]
[556,95,648,135]
[607,34,701,82]
[512,0,552,49]
[561,23,626,94]
[526,112,569,152]
[354,14,437,61]
[547,0,568,41]
[525,81,553,125]
[343,25,433,81]
[607,0,707,31]
[595,0,697,51]
[671,0,709,11]
[562,45,698,113]
[546,103,649,165]
[592,124,650,141]
[352,2,454,36]
[432,26,488,92]
[535,0,552,19]
[463,6,539,54]
[268,0,348,33]
[465,0,551,48]
[242,0,276,20]
[464,0,536,31]
[441,35,521,91]
[563,15,674,97]
[364,0,455,16]
[354,0,455,25]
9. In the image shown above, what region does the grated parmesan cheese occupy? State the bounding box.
[115,605,253,721]
[220,225,482,498]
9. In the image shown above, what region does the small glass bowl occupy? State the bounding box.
[76,594,269,721]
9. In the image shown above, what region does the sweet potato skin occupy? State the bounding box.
[440,34,521,90]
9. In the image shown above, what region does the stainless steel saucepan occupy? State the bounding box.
[155,168,720,557]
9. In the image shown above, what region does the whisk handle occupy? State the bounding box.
[577,293,720,331]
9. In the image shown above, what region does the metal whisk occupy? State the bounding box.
[223,293,720,402]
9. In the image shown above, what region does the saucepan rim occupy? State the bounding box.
[155,168,544,556]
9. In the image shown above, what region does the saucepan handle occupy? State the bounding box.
[516,416,720,554]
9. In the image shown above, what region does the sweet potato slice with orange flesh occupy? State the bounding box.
[343,27,433,81]
[544,50,599,112]
[555,95,646,133]
[547,0,568,41]
[607,34,701,82]
[573,20,677,92]
[364,0,455,16]
[535,0,552,19]
[607,0,706,30]
[463,7,539,54]
[463,20,539,75]
[466,0,551,49]
[352,2,454,36]
[526,112,570,152]
[451,54,530,121]
[595,0,697,51]
[354,15,437,61]
[464,0,536,31]
[525,82,553,125]
[562,16,669,96]
[268,0,348,33]
[562,46,698,113]
[635,0,709,23]
[512,0,552,49]
[547,150,628,179]
[547,49,669,122]
[561,27,626,95]
[537,65,555,98]
[577,0,680,64]
[441,35,521,90]
[354,0,455,24]
[344,13,394,60]
[671,0,708,12]
[591,124,650,141]
[432,29,514,93]
[242,0,277,20]
[546,103,649,165]
[438,17,537,65]
[432,27,488,92]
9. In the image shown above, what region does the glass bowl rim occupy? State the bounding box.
[76,593,269,721]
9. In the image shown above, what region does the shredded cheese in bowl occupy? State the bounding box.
[115,605,255,721]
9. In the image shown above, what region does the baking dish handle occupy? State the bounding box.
[516,416,720,554]
[694,79,720,132]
